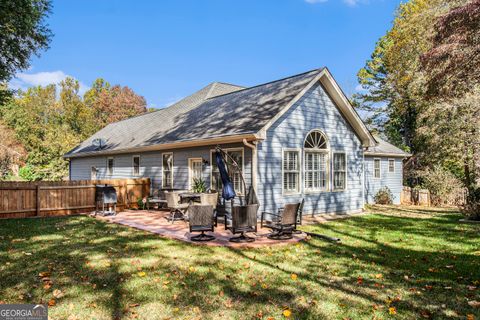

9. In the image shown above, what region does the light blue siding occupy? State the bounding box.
[70,143,252,197]
[364,156,403,204]
[256,83,365,215]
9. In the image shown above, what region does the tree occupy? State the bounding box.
[421,0,480,97]
[0,0,52,82]
[355,0,468,153]
[83,79,147,131]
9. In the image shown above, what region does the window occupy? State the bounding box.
[133,156,140,176]
[374,158,381,178]
[189,158,203,190]
[304,152,327,191]
[162,153,173,188]
[91,166,97,180]
[283,150,300,193]
[211,149,244,194]
[333,153,346,190]
[388,159,395,173]
[107,157,114,175]
[304,130,329,192]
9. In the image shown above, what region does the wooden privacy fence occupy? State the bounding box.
[0,178,150,219]
[401,187,431,206]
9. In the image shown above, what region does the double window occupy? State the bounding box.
[162,153,174,188]
[282,130,348,193]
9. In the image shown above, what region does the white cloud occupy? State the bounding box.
[9,70,90,96]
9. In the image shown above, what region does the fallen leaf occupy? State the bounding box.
[389,307,397,315]
[283,308,292,317]
[137,272,146,277]
[290,274,298,281]
[48,299,56,307]
[53,289,64,298]
[468,300,480,308]
[467,314,475,320]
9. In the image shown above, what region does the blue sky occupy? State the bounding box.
[10,0,401,108]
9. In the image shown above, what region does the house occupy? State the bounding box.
[64,68,410,215]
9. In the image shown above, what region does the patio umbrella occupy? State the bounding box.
[215,151,236,200]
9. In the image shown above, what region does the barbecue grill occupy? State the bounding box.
[95,184,117,216]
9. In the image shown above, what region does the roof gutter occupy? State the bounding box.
[364,152,412,158]
[65,134,261,159]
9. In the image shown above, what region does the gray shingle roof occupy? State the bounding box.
[365,135,411,157]
[65,69,324,157]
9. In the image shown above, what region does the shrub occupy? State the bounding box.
[374,186,394,205]
[420,166,464,206]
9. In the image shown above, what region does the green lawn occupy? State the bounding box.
[0,206,479,320]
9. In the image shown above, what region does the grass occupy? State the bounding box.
[0,205,479,320]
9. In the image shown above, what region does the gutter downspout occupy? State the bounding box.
[243,139,257,192]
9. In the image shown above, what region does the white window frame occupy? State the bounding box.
[282,148,301,195]
[107,157,114,176]
[373,158,381,179]
[162,152,174,188]
[303,129,330,193]
[332,152,347,191]
[188,157,203,190]
[132,155,140,176]
[210,147,245,195]
[303,150,329,193]
[388,158,395,173]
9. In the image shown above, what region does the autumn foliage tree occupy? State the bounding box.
[421,0,480,97]
[0,77,147,180]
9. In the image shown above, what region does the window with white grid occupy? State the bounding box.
[304,152,327,191]
[283,150,300,193]
[333,153,346,190]
[304,130,329,192]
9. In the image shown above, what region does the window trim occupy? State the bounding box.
[373,158,381,179]
[332,152,347,192]
[161,152,174,189]
[303,129,330,193]
[209,147,245,195]
[132,155,141,176]
[303,149,330,193]
[188,157,203,191]
[107,157,114,176]
[388,158,395,173]
[282,148,302,195]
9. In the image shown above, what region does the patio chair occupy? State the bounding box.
[165,191,189,223]
[261,200,303,240]
[187,205,216,241]
[225,204,259,243]
[147,189,167,210]
[200,192,219,225]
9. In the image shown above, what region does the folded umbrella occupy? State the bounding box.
[215,151,236,200]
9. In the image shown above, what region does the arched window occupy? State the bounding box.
[304,130,329,191]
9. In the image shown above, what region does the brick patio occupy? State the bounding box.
[95,209,308,248]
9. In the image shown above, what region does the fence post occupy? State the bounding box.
[36,185,41,216]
